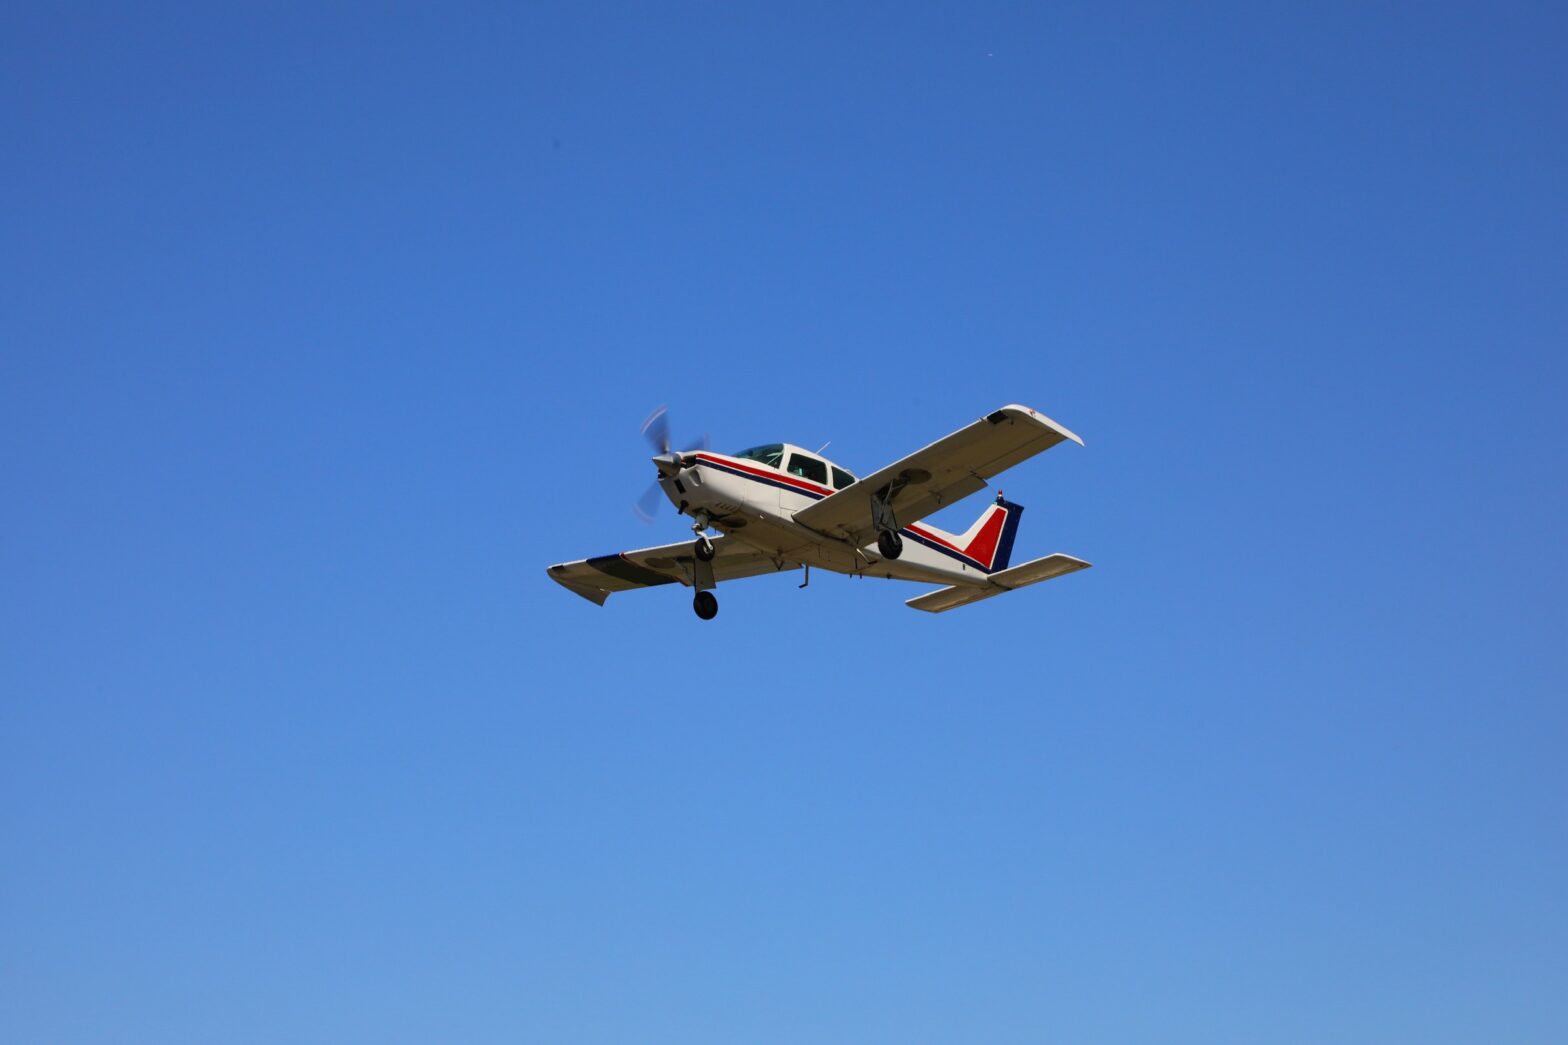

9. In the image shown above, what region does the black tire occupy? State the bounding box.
[693,591,718,619]
[877,530,904,560]
[694,537,716,562]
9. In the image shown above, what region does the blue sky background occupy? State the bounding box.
[3,4,1565,1042]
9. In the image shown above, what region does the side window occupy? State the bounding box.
[786,454,828,486]
[831,466,856,490]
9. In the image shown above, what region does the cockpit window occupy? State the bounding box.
[733,444,784,468]
[831,466,857,490]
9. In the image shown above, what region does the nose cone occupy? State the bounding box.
[651,452,683,477]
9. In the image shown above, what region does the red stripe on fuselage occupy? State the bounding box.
[693,453,834,497]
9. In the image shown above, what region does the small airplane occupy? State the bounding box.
[547,403,1091,619]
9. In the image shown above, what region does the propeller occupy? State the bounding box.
[640,405,672,455]
[633,405,708,521]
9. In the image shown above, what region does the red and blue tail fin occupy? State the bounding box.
[906,493,1024,574]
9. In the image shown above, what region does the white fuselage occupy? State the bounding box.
[659,444,996,587]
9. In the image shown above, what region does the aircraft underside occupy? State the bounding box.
[712,514,988,588]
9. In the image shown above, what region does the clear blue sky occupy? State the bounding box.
[3,4,1565,1042]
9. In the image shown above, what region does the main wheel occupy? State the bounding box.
[694,536,716,562]
[877,530,904,560]
[693,591,718,619]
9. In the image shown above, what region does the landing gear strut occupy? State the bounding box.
[691,511,716,561]
[877,530,904,560]
[693,590,718,619]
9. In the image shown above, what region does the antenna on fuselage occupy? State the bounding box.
[814,441,831,455]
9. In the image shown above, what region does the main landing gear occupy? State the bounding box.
[870,483,905,560]
[693,590,718,619]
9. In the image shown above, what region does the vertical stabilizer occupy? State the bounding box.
[908,494,1025,574]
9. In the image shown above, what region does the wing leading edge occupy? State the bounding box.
[793,404,1083,548]
[547,535,797,605]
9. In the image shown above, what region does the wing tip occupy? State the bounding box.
[546,566,612,606]
[997,404,1085,446]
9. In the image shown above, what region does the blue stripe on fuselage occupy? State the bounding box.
[700,458,829,500]
[900,526,991,571]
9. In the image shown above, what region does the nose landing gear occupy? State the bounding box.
[687,518,718,620]
[690,511,717,562]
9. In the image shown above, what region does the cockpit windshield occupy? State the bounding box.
[732,443,784,469]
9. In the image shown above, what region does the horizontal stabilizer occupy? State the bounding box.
[905,553,1091,613]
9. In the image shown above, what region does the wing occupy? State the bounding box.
[547,534,796,605]
[793,404,1083,547]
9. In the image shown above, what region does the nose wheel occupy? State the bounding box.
[688,532,718,619]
